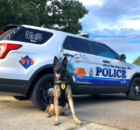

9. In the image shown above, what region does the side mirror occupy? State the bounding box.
[120,54,126,61]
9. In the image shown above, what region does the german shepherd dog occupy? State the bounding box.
[45,56,81,126]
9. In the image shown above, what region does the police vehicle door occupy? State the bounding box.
[90,41,129,93]
[58,36,100,93]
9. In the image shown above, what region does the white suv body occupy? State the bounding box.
[0,24,140,110]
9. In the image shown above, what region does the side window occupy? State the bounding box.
[63,37,71,50]
[68,36,92,54]
[91,42,118,59]
[13,28,53,44]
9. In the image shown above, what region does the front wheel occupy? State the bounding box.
[126,77,140,100]
[31,74,55,111]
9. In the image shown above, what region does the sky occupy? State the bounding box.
[79,0,140,63]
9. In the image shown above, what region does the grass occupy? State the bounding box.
[68,128,74,130]
[0,95,10,97]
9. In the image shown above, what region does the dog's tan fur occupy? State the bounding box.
[45,101,68,117]
[45,84,81,125]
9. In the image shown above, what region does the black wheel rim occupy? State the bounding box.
[134,80,140,96]
[40,79,54,105]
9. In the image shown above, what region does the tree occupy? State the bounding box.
[0,0,88,34]
[133,56,140,66]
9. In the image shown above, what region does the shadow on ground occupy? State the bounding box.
[72,94,127,106]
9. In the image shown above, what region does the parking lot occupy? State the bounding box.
[0,94,140,130]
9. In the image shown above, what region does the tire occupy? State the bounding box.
[31,74,55,111]
[13,96,30,100]
[91,94,100,99]
[126,77,140,100]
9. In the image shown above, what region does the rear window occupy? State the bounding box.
[12,28,53,44]
[63,36,92,54]
[0,25,23,40]
[0,25,18,36]
[0,28,16,40]
[63,37,71,50]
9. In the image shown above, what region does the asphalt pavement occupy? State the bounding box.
[73,94,140,130]
[0,94,139,130]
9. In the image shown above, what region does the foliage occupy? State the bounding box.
[133,56,140,66]
[0,0,88,34]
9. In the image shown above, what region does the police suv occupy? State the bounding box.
[0,24,140,110]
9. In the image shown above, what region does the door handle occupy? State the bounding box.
[63,53,74,57]
[103,60,110,63]
[128,67,131,69]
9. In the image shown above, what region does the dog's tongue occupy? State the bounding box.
[56,74,60,78]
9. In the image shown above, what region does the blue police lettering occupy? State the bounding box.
[109,68,113,77]
[113,69,117,78]
[96,67,126,78]
[117,70,121,78]
[122,70,126,78]
[96,67,102,76]
[102,68,108,77]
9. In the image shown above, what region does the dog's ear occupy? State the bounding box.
[63,56,68,65]
[53,56,59,65]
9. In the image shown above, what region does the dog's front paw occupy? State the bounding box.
[74,119,81,124]
[46,114,51,118]
[53,121,59,126]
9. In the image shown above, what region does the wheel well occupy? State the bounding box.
[27,67,54,96]
[128,73,140,92]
